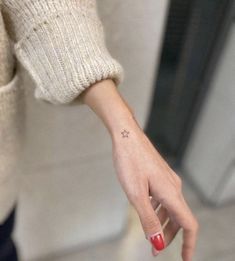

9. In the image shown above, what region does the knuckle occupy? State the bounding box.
[173,186,182,198]
[190,216,199,233]
[145,214,157,227]
[144,215,160,232]
[128,189,145,206]
[175,175,183,188]
[172,173,182,190]
[182,242,193,251]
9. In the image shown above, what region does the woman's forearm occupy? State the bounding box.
[80,79,141,140]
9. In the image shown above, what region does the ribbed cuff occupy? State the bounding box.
[4,0,124,104]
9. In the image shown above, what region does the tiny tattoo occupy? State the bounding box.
[121,129,129,138]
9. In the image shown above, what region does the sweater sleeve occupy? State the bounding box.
[2,0,124,105]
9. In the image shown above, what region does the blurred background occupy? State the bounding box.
[13,0,235,260]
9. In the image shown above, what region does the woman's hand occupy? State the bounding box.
[80,79,199,260]
[111,122,199,260]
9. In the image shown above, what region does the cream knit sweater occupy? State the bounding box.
[0,0,124,223]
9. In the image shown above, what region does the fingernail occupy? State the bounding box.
[149,233,165,251]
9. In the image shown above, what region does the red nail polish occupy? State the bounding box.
[150,233,165,251]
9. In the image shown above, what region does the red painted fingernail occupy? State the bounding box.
[150,233,165,251]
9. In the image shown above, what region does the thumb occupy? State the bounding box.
[134,196,165,252]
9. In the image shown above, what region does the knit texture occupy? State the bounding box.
[0,73,25,224]
[0,8,15,85]
[2,0,124,104]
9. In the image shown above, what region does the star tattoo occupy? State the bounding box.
[121,129,129,138]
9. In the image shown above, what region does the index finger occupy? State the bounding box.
[182,225,198,261]
[161,196,198,261]
[180,197,199,261]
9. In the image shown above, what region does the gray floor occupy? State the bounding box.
[38,180,235,261]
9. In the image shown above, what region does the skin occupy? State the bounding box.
[79,79,199,260]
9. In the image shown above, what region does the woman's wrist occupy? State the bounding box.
[109,109,142,143]
[80,79,142,140]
